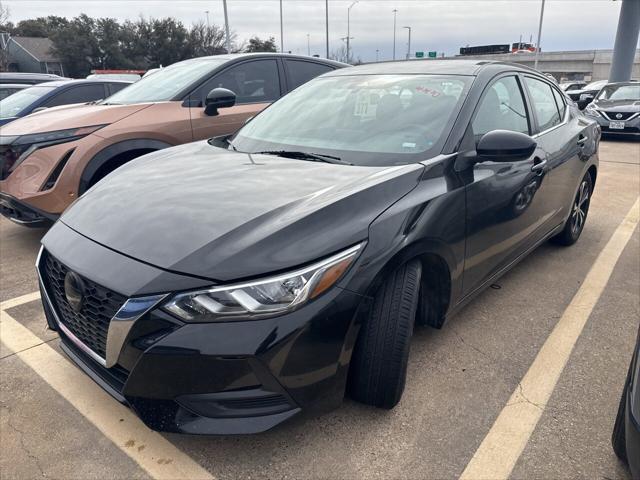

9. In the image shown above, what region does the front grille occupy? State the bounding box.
[43,252,126,359]
[604,111,635,121]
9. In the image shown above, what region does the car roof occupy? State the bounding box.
[27,79,133,88]
[175,52,348,69]
[325,59,542,76]
[0,83,29,89]
[0,72,66,81]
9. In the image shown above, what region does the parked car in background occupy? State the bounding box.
[0,84,29,100]
[36,60,599,434]
[0,79,132,126]
[567,79,608,109]
[584,82,640,137]
[0,53,346,226]
[0,72,68,85]
[612,329,640,479]
[559,81,587,92]
[87,70,144,82]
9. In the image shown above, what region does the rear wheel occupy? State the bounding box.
[349,260,422,409]
[551,172,592,246]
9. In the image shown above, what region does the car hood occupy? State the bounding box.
[592,99,640,112]
[60,141,424,282]
[0,102,152,136]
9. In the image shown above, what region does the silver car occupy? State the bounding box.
[583,82,640,137]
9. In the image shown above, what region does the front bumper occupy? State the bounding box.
[38,221,365,434]
[589,113,640,137]
[0,192,56,227]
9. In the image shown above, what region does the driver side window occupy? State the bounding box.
[472,76,530,141]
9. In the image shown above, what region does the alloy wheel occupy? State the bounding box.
[571,180,590,236]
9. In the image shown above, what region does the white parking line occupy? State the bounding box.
[0,305,214,480]
[460,196,640,480]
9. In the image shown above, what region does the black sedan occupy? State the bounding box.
[567,79,608,110]
[612,329,640,479]
[0,79,131,126]
[38,60,599,435]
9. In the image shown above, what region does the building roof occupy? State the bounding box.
[10,37,60,63]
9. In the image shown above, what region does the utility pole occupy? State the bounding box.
[205,10,210,28]
[392,9,398,61]
[534,0,545,70]
[403,26,411,60]
[347,1,358,65]
[610,0,640,82]
[222,0,231,53]
[280,0,284,53]
[307,34,310,56]
[376,49,380,62]
[325,0,329,58]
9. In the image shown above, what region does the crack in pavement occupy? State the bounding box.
[4,409,48,478]
[0,337,58,361]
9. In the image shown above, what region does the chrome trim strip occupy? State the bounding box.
[105,294,168,368]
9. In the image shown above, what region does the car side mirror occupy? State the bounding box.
[204,88,236,116]
[579,93,594,102]
[476,130,537,162]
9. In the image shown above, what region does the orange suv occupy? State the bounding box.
[0,53,345,226]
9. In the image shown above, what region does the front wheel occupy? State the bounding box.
[551,172,593,246]
[349,260,422,409]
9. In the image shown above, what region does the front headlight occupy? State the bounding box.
[584,104,600,117]
[0,125,107,178]
[163,243,364,322]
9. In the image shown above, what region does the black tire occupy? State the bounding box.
[349,260,422,409]
[551,172,593,246]
[612,365,630,463]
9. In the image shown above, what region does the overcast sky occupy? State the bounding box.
[3,0,627,62]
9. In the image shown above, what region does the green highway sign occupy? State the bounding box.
[415,51,424,58]
[428,51,437,58]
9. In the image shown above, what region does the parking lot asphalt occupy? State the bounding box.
[0,138,638,480]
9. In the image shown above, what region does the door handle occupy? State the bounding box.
[531,158,547,175]
[577,135,588,146]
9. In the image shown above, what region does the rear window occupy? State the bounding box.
[285,60,334,90]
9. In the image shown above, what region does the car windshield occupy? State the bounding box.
[0,85,55,119]
[103,58,225,104]
[230,74,473,166]
[596,84,640,101]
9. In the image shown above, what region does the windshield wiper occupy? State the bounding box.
[254,150,353,165]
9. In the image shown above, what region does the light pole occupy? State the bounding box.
[403,26,411,60]
[325,0,329,58]
[307,33,310,56]
[347,1,358,65]
[280,0,284,53]
[205,10,210,28]
[534,0,545,70]
[222,0,231,53]
[392,9,398,61]
[376,49,380,62]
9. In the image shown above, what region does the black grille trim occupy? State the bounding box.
[42,250,126,360]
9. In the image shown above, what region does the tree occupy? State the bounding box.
[188,20,228,57]
[0,2,11,71]
[330,45,360,65]
[244,36,277,53]
[49,14,99,77]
